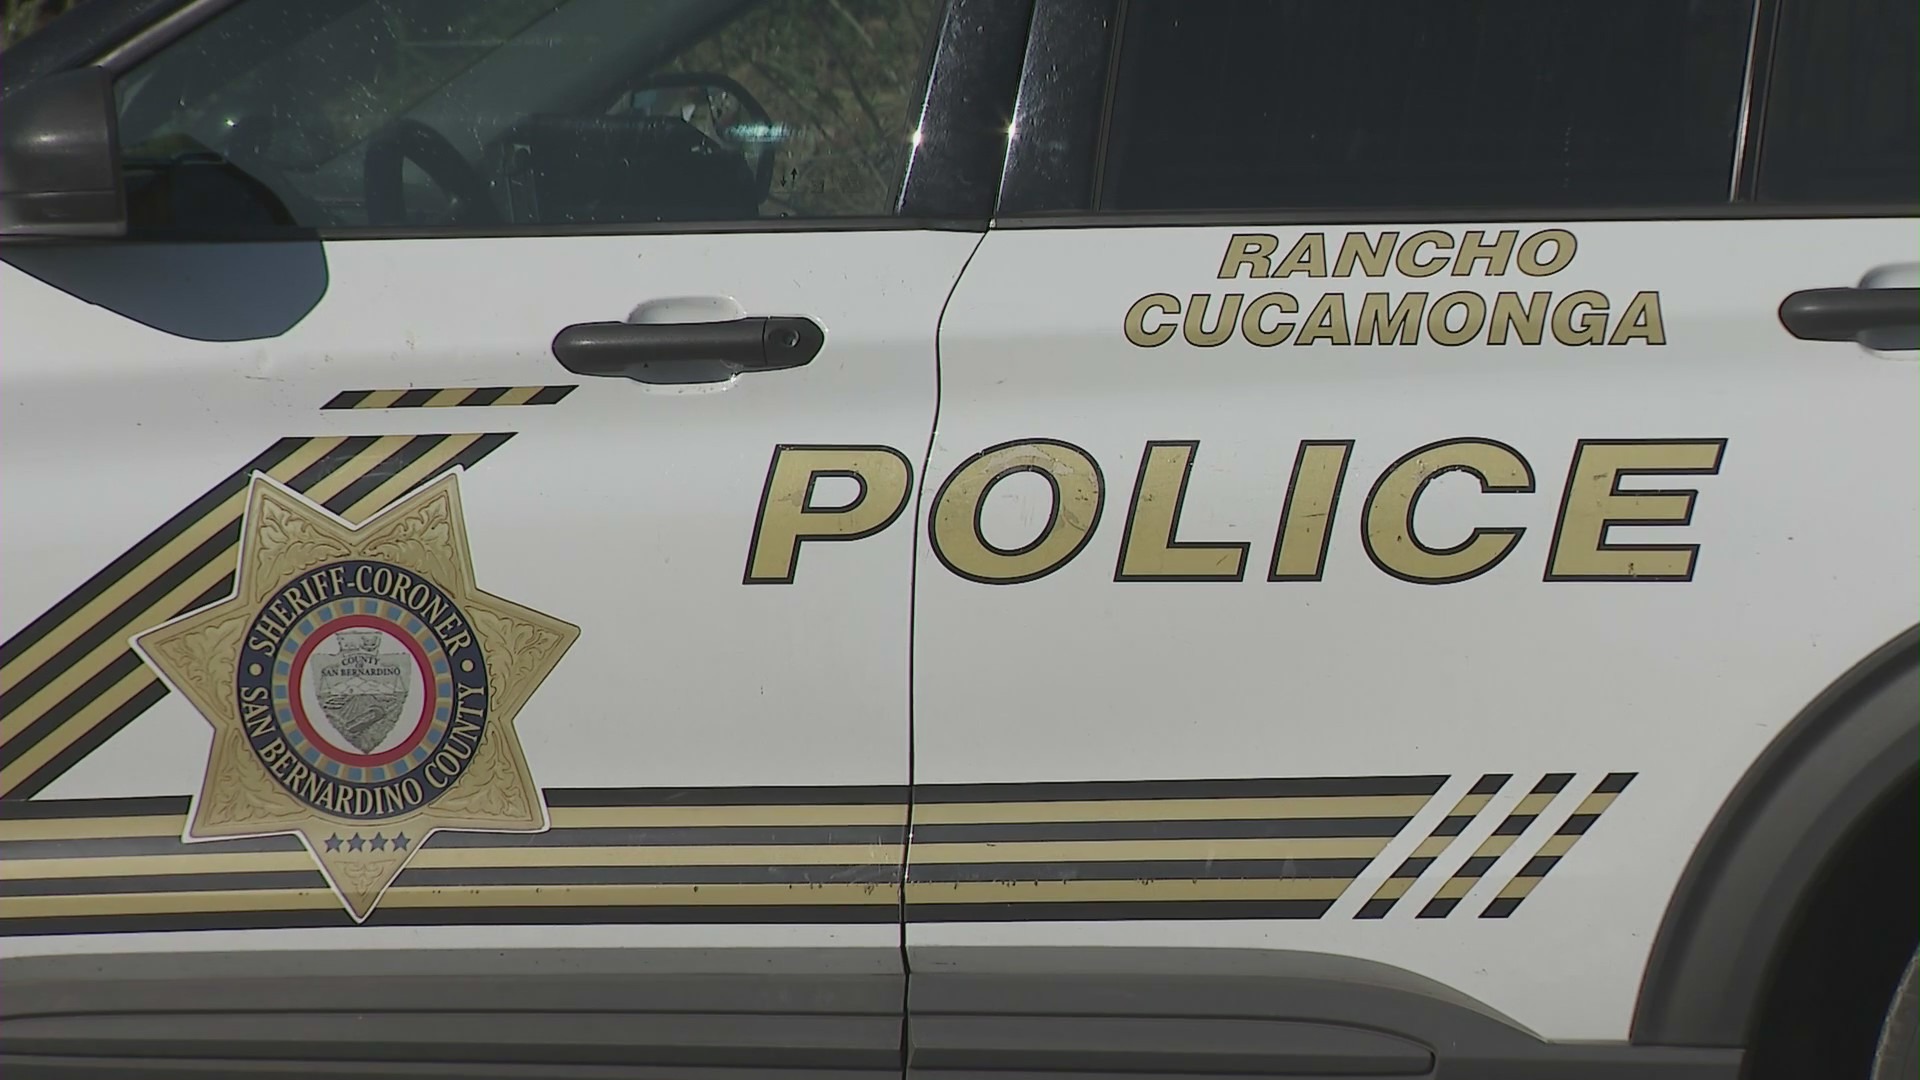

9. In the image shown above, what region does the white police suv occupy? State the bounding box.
[2,1,1916,1077]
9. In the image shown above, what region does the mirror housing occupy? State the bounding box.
[1,66,127,239]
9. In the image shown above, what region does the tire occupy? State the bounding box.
[1871,949,1919,1080]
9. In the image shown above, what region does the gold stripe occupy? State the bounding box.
[0,437,343,723]
[0,851,318,879]
[1494,875,1542,900]
[0,815,186,842]
[1469,834,1519,858]
[1510,793,1557,815]
[422,389,473,408]
[352,390,408,410]
[914,795,1429,826]
[0,666,166,794]
[492,386,543,407]
[548,804,906,828]
[1431,877,1477,900]
[1451,793,1494,814]
[1534,833,1579,858]
[0,881,897,919]
[298,435,413,506]
[1412,835,1454,857]
[1367,877,1412,900]
[909,836,1387,864]
[905,877,1350,904]
[0,803,904,842]
[1572,792,1619,815]
[338,435,481,525]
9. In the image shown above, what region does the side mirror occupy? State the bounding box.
[1,66,126,239]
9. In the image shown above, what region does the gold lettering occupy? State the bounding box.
[929,440,1104,584]
[1294,293,1351,346]
[1427,291,1488,346]
[1218,233,1277,279]
[1363,438,1535,584]
[1334,231,1397,278]
[1273,233,1329,278]
[1240,292,1299,346]
[1356,292,1427,345]
[1183,293,1243,347]
[1552,291,1609,345]
[1452,229,1519,276]
[1608,291,1666,345]
[1546,440,1725,581]
[1488,292,1550,345]
[1396,231,1454,277]
[1516,229,1577,276]
[1125,293,1181,347]
[1269,441,1352,581]
[1115,442,1248,581]
[744,446,914,584]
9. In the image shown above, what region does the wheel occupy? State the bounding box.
[1872,949,1919,1080]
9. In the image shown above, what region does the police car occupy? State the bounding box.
[1,0,1915,1076]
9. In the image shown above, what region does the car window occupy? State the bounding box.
[1095,0,1754,213]
[112,0,943,231]
[1755,0,1919,204]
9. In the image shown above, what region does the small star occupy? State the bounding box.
[393,833,411,850]
[324,834,342,852]
[347,833,365,852]
[370,833,388,851]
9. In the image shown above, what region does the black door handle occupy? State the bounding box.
[551,316,824,382]
[1778,287,1919,345]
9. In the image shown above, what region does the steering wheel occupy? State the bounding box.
[363,118,501,227]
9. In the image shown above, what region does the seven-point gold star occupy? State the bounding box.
[133,471,577,921]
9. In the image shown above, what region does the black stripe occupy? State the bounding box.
[1416,897,1460,919]
[0,650,148,771]
[1558,814,1598,836]
[0,871,325,897]
[527,385,576,405]
[1492,814,1537,836]
[1518,855,1561,877]
[0,511,242,722]
[1454,855,1497,878]
[1390,856,1433,878]
[461,387,510,406]
[545,785,908,807]
[320,391,371,410]
[396,864,899,888]
[430,825,905,848]
[1355,897,1395,919]
[906,899,1335,922]
[392,389,438,409]
[0,796,190,819]
[1430,815,1472,837]
[287,435,380,492]
[0,439,305,670]
[1532,773,1574,794]
[320,435,448,514]
[1597,772,1636,794]
[6,680,171,801]
[0,834,300,858]
[1480,896,1522,919]
[908,858,1372,883]
[0,904,896,937]
[442,431,514,473]
[916,775,1447,802]
[1470,773,1512,795]
[911,817,1410,843]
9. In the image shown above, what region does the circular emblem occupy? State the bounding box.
[235,559,489,820]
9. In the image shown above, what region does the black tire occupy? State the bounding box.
[1872,949,1919,1080]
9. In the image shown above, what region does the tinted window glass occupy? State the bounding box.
[113,0,941,231]
[1098,0,1753,213]
[1756,0,1919,204]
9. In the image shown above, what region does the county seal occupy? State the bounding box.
[135,471,577,921]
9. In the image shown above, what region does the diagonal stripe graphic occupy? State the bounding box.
[320,386,575,409]
[1417,773,1572,919]
[1355,772,1509,919]
[0,434,515,800]
[1479,773,1636,918]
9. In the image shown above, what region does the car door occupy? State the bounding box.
[0,0,1016,1073]
[907,0,1917,1075]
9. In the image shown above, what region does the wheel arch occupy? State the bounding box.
[1632,624,1920,1046]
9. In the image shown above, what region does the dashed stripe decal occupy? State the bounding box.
[1354,772,1509,919]
[0,434,515,801]
[905,775,1445,922]
[1480,772,1635,918]
[1416,772,1573,919]
[0,772,1635,933]
[321,387,575,410]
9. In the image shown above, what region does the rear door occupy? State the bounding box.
[0,0,1009,1072]
[908,0,1918,1071]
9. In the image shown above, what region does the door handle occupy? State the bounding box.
[1778,287,1919,348]
[551,316,825,382]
